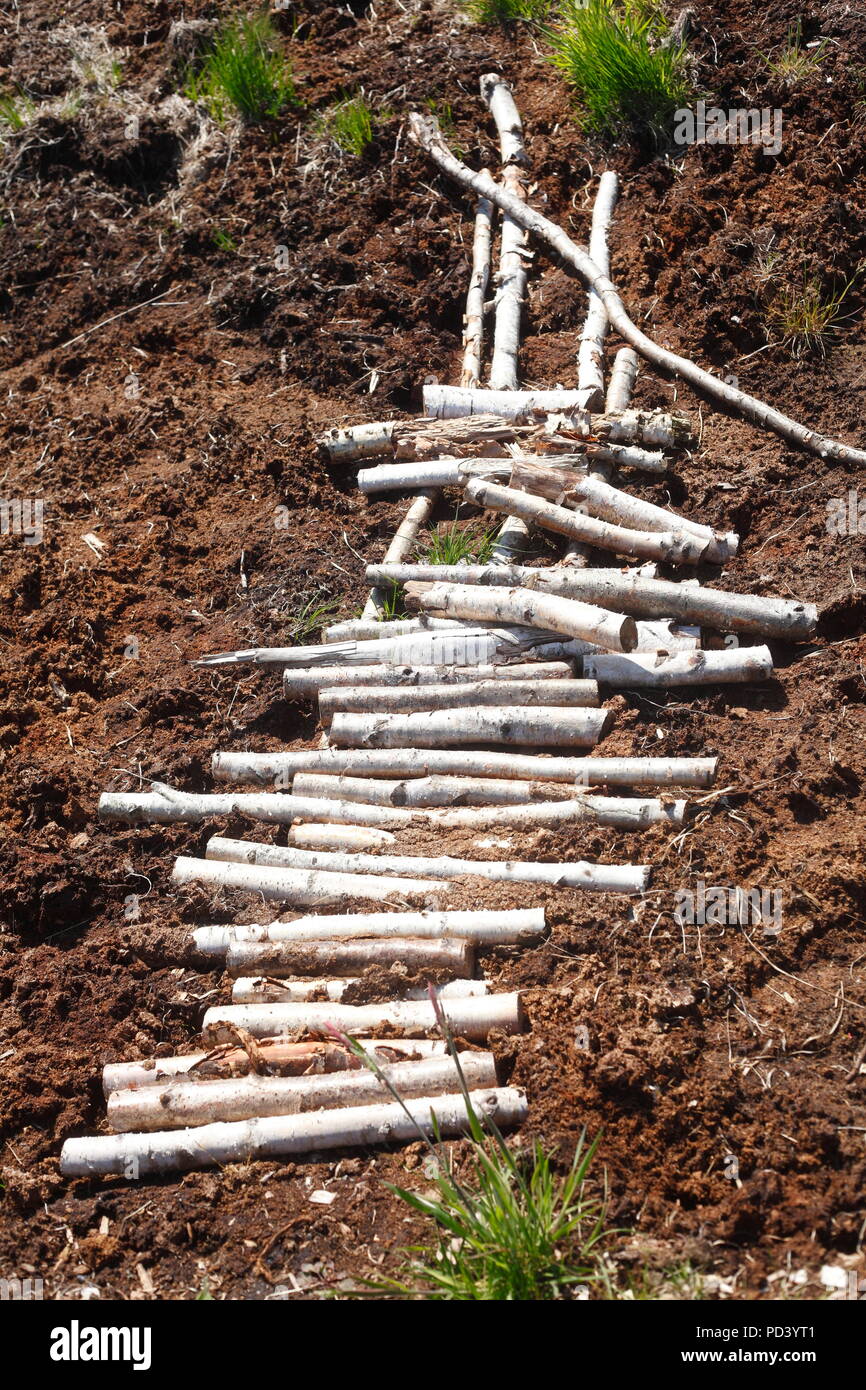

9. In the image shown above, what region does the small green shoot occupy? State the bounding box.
[765,274,856,358]
[762,20,829,86]
[422,519,496,565]
[461,0,551,22]
[186,13,298,123]
[319,94,377,157]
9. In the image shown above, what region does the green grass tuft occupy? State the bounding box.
[762,20,828,86]
[186,13,298,124]
[547,0,691,142]
[462,0,551,22]
[422,520,496,566]
[0,88,32,132]
[765,275,856,359]
[319,94,377,157]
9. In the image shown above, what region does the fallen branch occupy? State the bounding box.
[60,1087,528,1177]
[172,855,441,904]
[461,173,494,388]
[204,836,651,893]
[107,1053,499,1133]
[223,935,474,979]
[423,388,693,446]
[327,706,610,749]
[190,907,547,956]
[231,977,487,1004]
[408,113,866,466]
[465,477,732,565]
[577,171,618,412]
[365,562,817,638]
[211,748,717,787]
[202,995,526,1043]
[403,579,638,651]
[284,659,573,698]
[584,645,774,686]
[363,489,437,621]
[291,772,574,806]
[316,677,600,723]
[606,347,640,413]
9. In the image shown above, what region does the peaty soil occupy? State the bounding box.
[0,0,864,1300]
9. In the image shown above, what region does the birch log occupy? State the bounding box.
[422,388,692,447]
[223,936,474,978]
[231,978,488,1004]
[528,619,700,659]
[606,347,640,413]
[204,838,651,893]
[100,786,425,828]
[200,630,512,669]
[465,478,729,565]
[584,645,774,686]
[408,113,866,467]
[293,772,572,805]
[172,856,442,904]
[192,908,547,956]
[288,824,397,851]
[328,707,610,749]
[462,176,494,388]
[103,1039,449,1093]
[325,616,469,643]
[284,660,573,698]
[318,677,599,723]
[577,170,618,412]
[365,562,816,638]
[509,465,739,556]
[202,995,525,1044]
[403,580,637,651]
[212,749,716,788]
[357,458,512,495]
[61,1087,528,1177]
[363,489,437,621]
[107,1053,500,1133]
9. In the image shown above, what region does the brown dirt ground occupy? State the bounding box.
[0,0,864,1300]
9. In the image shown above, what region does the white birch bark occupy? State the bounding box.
[317,678,599,722]
[231,978,488,1004]
[409,113,866,466]
[324,616,468,643]
[363,489,437,621]
[584,645,774,686]
[489,514,532,566]
[481,73,527,166]
[201,995,526,1044]
[61,1087,528,1176]
[283,660,573,698]
[424,795,687,830]
[404,579,638,651]
[191,908,547,957]
[292,773,574,806]
[172,855,442,904]
[527,619,701,658]
[288,823,397,851]
[462,178,494,388]
[357,458,510,494]
[328,706,610,749]
[465,477,728,566]
[203,837,651,894]
[606,347,640,412]
[577,171,618,412]
[107,1053,499,1133]
[201,629,516,670]
[212,748,716,788]
[224,935,474,978]
[422,387,692,447]
[362,562,816,638]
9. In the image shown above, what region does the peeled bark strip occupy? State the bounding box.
[192,908,547,956]
[408,113,866,467]
[283,660,573,699]
[224,936,474,979]
[103,1039,449,1093]
[365,562,816,638]
[328,706,610,749]
[107,1053,500,1134]
[363,489,437,621]
[231,978,488,1004]
[606,347,640,413]
[61,1087,528,1177]
[584,645,774,686]
[318,678,599,723]
[172,855,442,904]
[202,995,525,1044]
[461,177,494,388]
[510,466,739,557]
[404,580,637,651]
[204,837,651,894]
[465,477,727,566]
[292,772,573,806]
[577,171,618,412]
[288,823,396,851]
[212,748,715,788]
